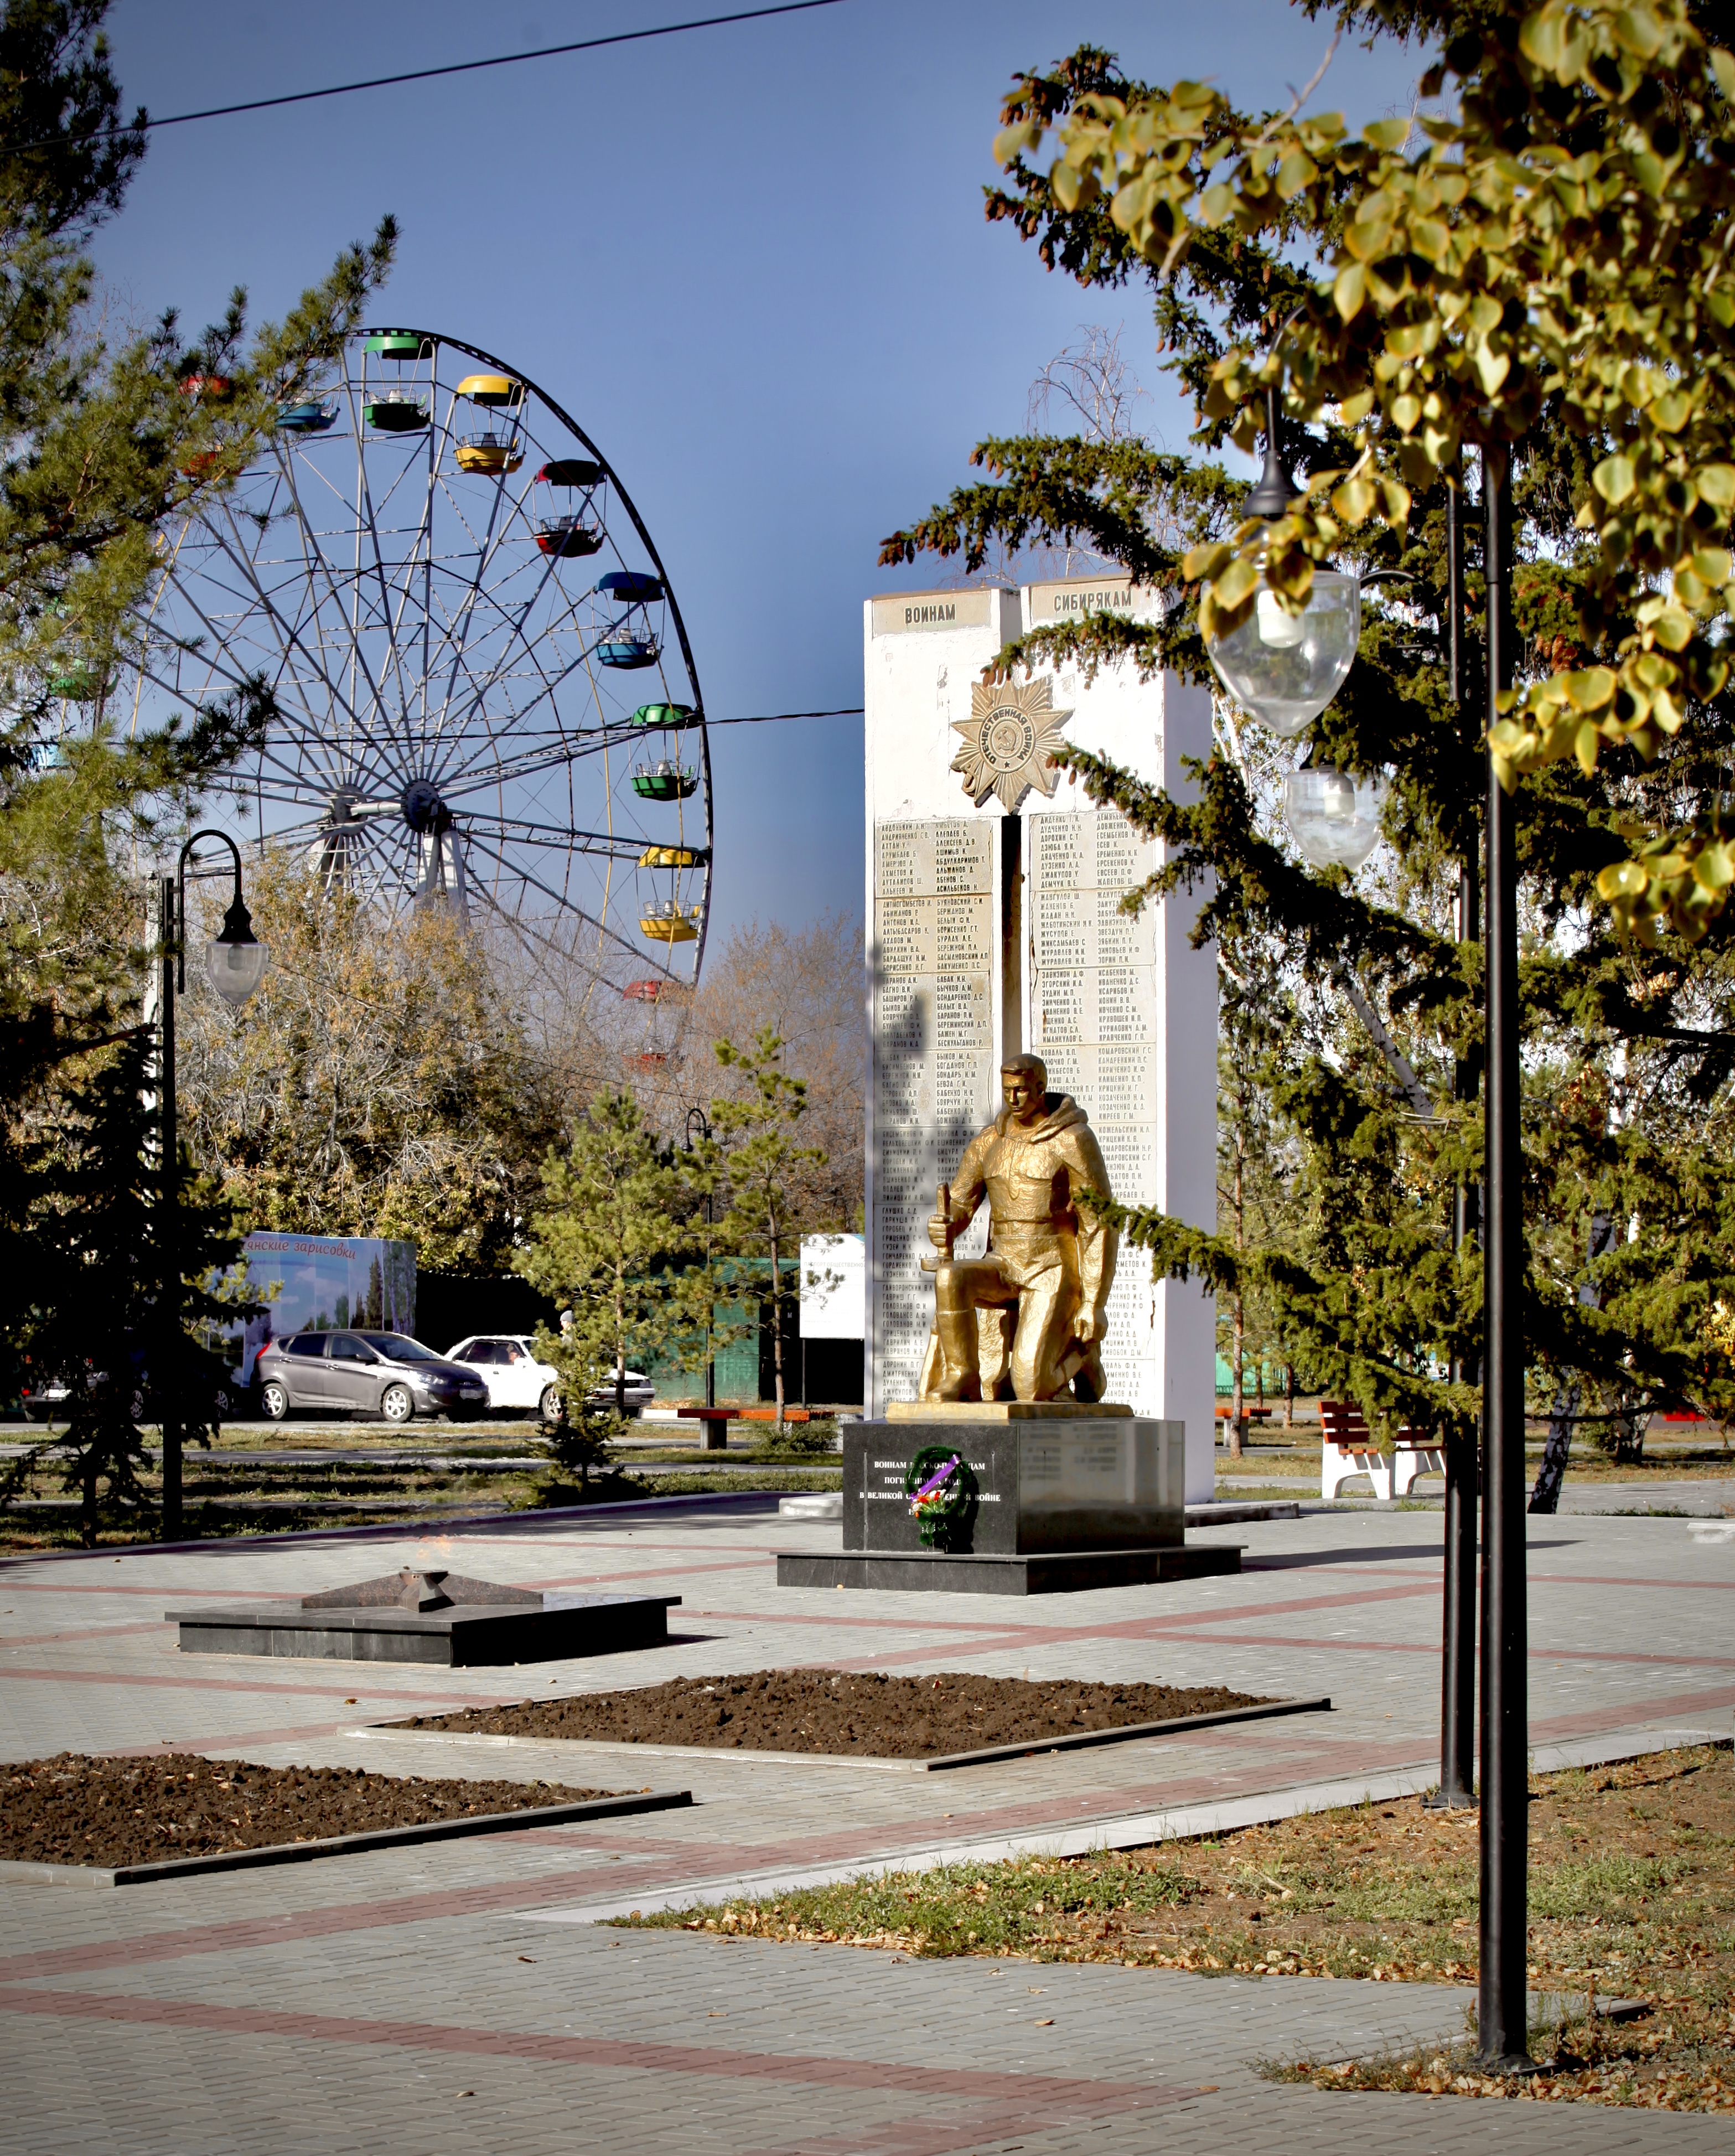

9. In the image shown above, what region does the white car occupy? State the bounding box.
[444,1334,565,1423]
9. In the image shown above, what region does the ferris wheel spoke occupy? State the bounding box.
[413,599,609,789]
[200,490,377,764]
[423,416,528,740]
[460,824,657,973]
[441,719,675,793]
[268,442,417,776]
[338,409,437,764]
[456,810,647,860]
[464,874,664,991]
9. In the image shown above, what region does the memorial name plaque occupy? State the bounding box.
[841,1420,1184,1555]
[1028,808,1161,1411]
[869,590,998,635]
[1024,576,1167,623]
[872,817,1001,1403]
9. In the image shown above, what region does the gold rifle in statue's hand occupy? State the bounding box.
[919,1181,956,1274]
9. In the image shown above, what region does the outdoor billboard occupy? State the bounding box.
[215,1233,417,1385]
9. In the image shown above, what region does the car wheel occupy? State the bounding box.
[261,1381,289,1423]
[538,1383,565,1426]
[381,1383,415,1424]
[129,1388,147,1423]
[212,1385,232,1421]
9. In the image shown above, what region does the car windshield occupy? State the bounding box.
[356,1333,443,1363]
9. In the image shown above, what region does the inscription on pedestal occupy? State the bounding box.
[1029,811,1161,1410]
[843,1420,1184,1555]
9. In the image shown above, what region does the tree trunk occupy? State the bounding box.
[769,1216,785,1435]
[614,1264,627,1420]
[1229,1297,1245,1459]
[1284,1362,1296,1430]
[1228,1129,1245,1457]
[1529,1383,1578,1514]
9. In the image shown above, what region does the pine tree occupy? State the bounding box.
[0,2,396,1437]
[881,2,1735,1462]
[3,1031,243,1543]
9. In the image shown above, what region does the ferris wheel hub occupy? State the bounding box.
[401,778,451,835]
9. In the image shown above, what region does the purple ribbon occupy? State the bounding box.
[910,1454,961,1505]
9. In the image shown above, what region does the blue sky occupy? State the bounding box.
[99,0,1428,944]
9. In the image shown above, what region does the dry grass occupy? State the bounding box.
[622,1745,1735,2112]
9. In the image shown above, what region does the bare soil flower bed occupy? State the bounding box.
[396,1669,1268,1757]
[0,1753,616,1868]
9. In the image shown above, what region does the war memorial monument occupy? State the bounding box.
[778,578,1233,1595]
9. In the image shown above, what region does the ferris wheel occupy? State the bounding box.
[134,328,713,996]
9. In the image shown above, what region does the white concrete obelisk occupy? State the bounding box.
[863,578,1219,1504]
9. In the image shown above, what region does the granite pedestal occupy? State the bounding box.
[776,1409,1240,1595]
[169,1568,680,1664]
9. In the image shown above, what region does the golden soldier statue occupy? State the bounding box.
[918,1053,1118,1404]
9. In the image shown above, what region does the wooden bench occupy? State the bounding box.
[675,1405,811,1453]
[1319,1398,1446,1501]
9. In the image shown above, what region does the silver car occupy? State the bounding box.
[255,1331,490,1425]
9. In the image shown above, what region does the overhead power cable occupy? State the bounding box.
[705,706,862,727]
[15,1,850,149]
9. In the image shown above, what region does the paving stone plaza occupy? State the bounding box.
[3,1493,1732,2153]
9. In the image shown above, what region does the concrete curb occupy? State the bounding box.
[0,1786,693,1889]
[516,1721,1732,1928]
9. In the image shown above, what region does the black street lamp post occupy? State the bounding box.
[685,1105,716,1414]
[1204,392,1530,2066]
[1428,466,1480,1815]
[157,830,266,1541]
[1477,445,1531,2071]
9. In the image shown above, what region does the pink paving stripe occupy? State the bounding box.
[1534,1571,1735,1593]
[881,1626,1735,1673]
[0,1984,1202,2129]
[93,1721,470,1757]
[0,1622,166,1649]
[0,1667,528,1703]
[1528,1682,1735,1739]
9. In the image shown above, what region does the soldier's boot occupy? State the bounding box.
[934,1304,982,1401]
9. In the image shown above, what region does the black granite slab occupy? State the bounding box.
[168,1591,679,1666]
[845,1419,1185,1555]
[776,1547,1240,1595]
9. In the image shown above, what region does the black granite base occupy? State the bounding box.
[775,1547,1240,1595]
[168,1591,679,1666]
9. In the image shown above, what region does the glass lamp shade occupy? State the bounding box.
[206,925,267,1006]
[1285,767,1386,871]
[1205,569,1360,737]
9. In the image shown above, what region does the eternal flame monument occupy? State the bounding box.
[776,578,1234,1596]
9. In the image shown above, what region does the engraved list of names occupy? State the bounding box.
[1028,810,1161,1409]
[872,819,997,1399]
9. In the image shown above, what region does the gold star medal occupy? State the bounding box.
[950,676,1072,811]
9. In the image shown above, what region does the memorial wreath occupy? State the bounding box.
[904,1445,978,1552]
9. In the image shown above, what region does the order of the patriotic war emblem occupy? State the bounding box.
[950,676,1073,811]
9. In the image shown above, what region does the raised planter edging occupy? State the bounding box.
[0,1786,692,1888]
[359,1694,1332,1776]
